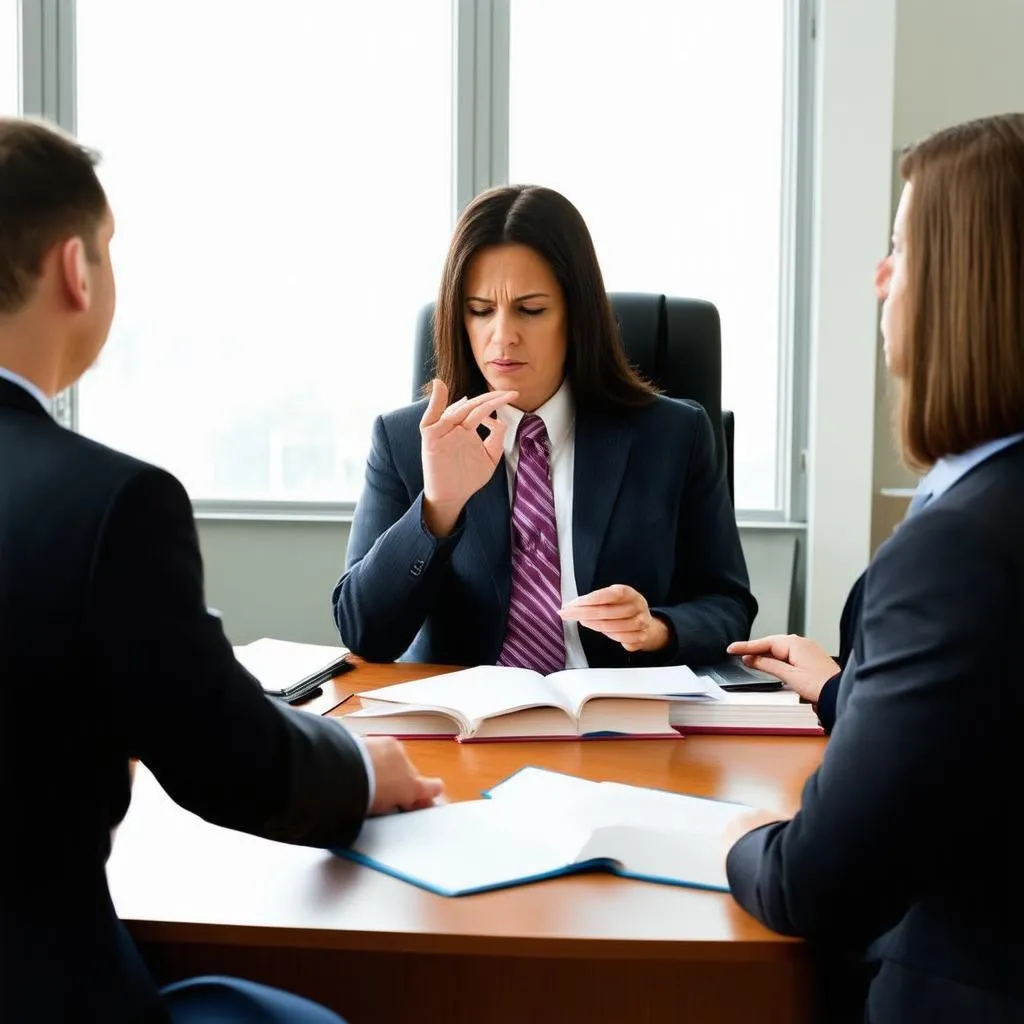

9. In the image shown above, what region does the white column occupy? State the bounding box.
[804,0,897,648]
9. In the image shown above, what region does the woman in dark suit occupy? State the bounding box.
[333,185,756,670]
[724,114,1024,1023]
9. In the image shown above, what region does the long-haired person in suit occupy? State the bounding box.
[333,185,756,671]
[724,114,1024,1023]
[0,118,442,1024]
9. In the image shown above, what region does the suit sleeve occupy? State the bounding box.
[812,672,841,733]
[88,467,369,848]
[332,414,466,662]
[725,511,1009,946]
[646,405,757,665]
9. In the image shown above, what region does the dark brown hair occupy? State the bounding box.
[0,117,107,315]
[432,185,657,411]
[897,113,1024,469]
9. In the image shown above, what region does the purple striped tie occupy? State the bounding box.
[498,414,566,674]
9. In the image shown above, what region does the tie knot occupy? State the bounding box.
[518,414,548,446]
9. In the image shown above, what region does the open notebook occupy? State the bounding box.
[233,638,352,704]
[337,766,754,896]
[342,665,724,741]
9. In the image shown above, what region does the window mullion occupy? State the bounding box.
[21,0,77,429]
[453,0,509,216]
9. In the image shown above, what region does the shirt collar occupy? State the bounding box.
[917,432,1024,504]
[0,366,51,412]
[496,379,574,458]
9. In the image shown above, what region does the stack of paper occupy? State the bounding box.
[670,688,823,735]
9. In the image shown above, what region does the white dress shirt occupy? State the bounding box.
[495,380,588,669]
[0,363,378,809]
[0,366,50,412]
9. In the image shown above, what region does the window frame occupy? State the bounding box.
[19,0,813,525]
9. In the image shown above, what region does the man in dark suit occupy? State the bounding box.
[0,118,442,1023]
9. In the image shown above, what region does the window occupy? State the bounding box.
[508,0,789,512]
[75,1,453,503]
[57,0,806,517]
[1,0,18,114]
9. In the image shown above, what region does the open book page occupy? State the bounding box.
[573,698,678,736]
[349,797,591,896]
[594,781,751,835]
[544,665,725,717]
[561,775,751,891]
[488,768,748,889]
[342,703,462,736]
[576,824,732,891]
[485,766,604,808]
[488,768,749,836]
[357,666,574,729]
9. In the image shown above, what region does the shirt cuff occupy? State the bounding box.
[349,733,376,813]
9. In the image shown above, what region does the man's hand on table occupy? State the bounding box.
[366,737,445,815]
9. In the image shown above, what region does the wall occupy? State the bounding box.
[198,519,799,647]
[893,0,1024,148]
[802,0,897,650]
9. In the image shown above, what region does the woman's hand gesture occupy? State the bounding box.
[420,379,518,536]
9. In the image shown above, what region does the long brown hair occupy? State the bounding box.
[432,185,657,411]
[897,113,1024,469]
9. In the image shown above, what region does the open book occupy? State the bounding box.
[233,638,352,704]
[342,665,723,741]
[337,766,754,896]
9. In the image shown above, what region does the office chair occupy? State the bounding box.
[412,293,735,505]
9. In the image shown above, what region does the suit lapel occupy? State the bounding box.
[572,408,633,597]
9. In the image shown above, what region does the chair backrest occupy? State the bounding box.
[411,292,734,504]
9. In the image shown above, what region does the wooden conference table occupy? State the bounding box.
[108,662,827,1023]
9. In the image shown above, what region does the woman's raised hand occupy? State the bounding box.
[420,379,518,536]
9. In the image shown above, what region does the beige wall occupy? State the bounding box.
[894,0,1024,148]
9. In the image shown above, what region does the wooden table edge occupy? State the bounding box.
[125,919,805,962]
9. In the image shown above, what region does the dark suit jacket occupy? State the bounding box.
[333,395,756,668]
[727,439,1024,1024]
[0,378,369,1023]
[811,575,864,730]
